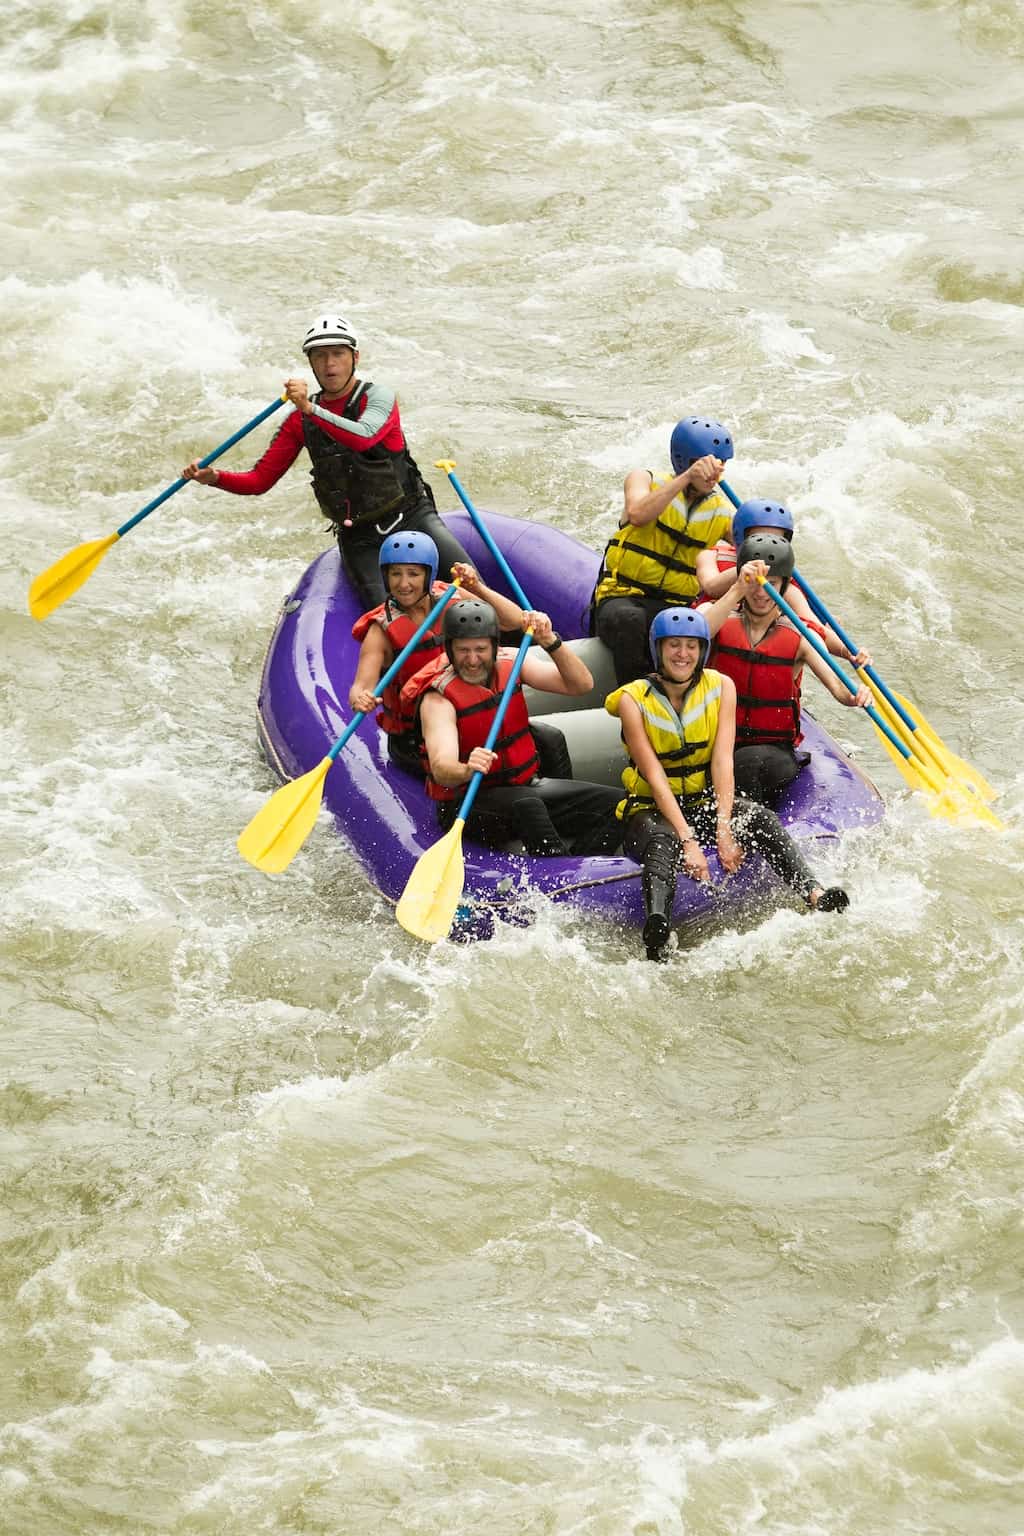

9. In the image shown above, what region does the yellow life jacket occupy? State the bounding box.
[605,668,723,818]
[593,475,732,606]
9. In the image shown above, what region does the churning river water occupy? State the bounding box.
[2,1,1023,1531]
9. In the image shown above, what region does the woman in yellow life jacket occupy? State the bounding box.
[593,414,735,686]
[605,607,851,962]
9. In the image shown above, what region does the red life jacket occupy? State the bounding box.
[351,581,451,734]
[712,611,804,748]
[400,649,540,802]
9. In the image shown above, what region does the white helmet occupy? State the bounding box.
[302,314,358,354]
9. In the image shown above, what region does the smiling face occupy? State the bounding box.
[450,636,496,686]
[742,573,785,618]
[658,635,703,683]
[309,344,358,396]
[386,563,430,608]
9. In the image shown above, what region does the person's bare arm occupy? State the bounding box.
[696,546,736,599]
[349,625,391,713]
[710,677,743,874]
[420,692,495,786]
[519,613,594,696]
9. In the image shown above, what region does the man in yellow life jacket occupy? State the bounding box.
[593,414,735,686]
[605,606,851,962]
[404,600,622,856]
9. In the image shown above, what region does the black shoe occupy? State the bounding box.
[814,887,849,913]
[643,912,670,958]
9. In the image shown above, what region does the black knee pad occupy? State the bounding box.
[644,833,681,885]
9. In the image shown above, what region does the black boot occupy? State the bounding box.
[813,886,849,913]
[642,835,678,961]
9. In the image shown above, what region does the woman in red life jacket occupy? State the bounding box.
[695,497,870,667]
[349,533,538,774]
[699,533,870,807]
[404,600,621,856]
[182,313,471,609]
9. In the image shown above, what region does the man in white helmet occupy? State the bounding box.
[182,314,471,607]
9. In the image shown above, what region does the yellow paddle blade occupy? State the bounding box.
[396,818,466,942]
[236,757,332,873]
[869,716,1005,828]
[940,788,1005,830]
[864,677,999,811]
[888,687,998,803]
[29,532,120,620]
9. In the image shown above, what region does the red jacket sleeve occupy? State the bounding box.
[304,382,405,455]
[215,411,305,495]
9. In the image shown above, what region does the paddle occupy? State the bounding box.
[29,394,288,620]
[396,628,536,943]
[756,577,1003,827]
[435,459,532,610]
[717,476,997,807]
[237,581,461,874]
[791,574,998,805]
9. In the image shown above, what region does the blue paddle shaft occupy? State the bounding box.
[327,583,460,762]
[760,581,912,761]
[444,468,533,611]
[722,477,918,735]
[790,569,917,734]
[116,395,288,537]
[457,632,534,823]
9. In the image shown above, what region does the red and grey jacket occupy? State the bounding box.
[400,649,540,802]
[351,581,452,734]
[712,612,804,748]
[300,381,430,530]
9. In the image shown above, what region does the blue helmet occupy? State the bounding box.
[731,497,794,549]
[649,606,712,671]
[378,531,439,592]
[669,415,734,476]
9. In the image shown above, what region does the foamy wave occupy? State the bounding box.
[0,270,250,385]
[816,230,929,278]
[746,312,836,365]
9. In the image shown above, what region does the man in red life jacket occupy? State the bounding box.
[403,601,622,856]
[696,497,870,666]
[182,313,471,609]
[349,532,552,775]
[699,533,871,807]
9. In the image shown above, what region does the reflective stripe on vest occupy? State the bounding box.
[351,581,451,734]
[594,476,733,606]
[712,612,802,747]
[401,649,539,801]
[605,668,723,818]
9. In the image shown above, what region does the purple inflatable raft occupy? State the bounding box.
[255,511,885,940]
